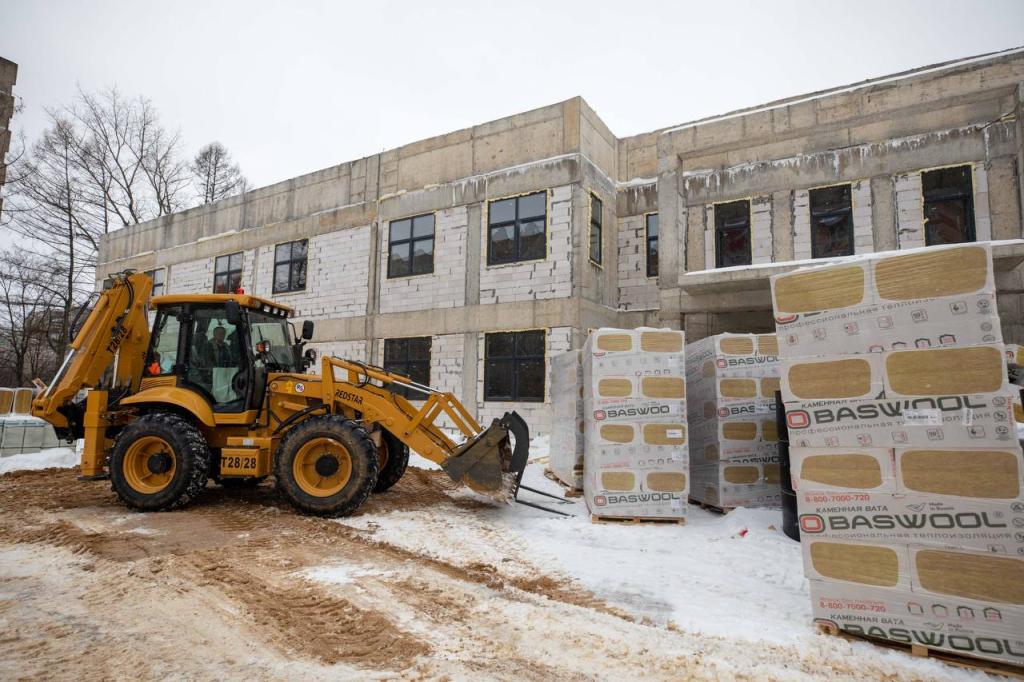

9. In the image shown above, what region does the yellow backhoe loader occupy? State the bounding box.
[31,271,538,517]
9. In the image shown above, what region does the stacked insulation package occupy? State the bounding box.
[583,328,688,522]
[772,242,1024,667]
[685,333,782,509]
[548,350,584,490]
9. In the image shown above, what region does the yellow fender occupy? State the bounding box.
[120,386,216,426]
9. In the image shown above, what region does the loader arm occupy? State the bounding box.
[32,271,153,437]
[319,357,530,501]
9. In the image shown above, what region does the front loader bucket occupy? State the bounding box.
[441,411,530,502]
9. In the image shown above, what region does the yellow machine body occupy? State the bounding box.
[31,272,529,516]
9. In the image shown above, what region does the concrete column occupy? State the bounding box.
[772,190,793,261]
[686,204,706,272]
[988,157,1022,240]
[870,175,897,252]
[657,171,681,288]
[1016,83,1024,231]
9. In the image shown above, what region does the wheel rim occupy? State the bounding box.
[292,437,353,497]
[123,436,177,494]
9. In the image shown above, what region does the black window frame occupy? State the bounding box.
[145,268,166,297]
[589,192,603,265]
[273,239,308,294]
[483,330,545,402]
[714,200,751,268]
[213,252,243,294]
[387,213,435,279]
[487,191,548,266]
[382,337,432,400]
[809,184,854,259]
[645,213,659,278]
[922,165,976,246]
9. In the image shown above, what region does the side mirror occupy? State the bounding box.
[225,300,242,326]
[301,320,314,340]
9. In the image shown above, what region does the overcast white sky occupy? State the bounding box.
[2,0,1024,190]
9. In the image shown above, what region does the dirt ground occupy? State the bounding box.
[0,467,996,681]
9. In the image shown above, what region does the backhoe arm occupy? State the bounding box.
[32,272,153,437]
[319,357,530,501]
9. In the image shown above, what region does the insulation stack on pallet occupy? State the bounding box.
[548,350,584,491]
[772,242,1024,668]
[583,328,688,522]
[685,333,782,509]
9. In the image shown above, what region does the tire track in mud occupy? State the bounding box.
[0,466,983,681]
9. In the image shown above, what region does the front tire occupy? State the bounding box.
[275,416,379,517]
[109,413,211,511]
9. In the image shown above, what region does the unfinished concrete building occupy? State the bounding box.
[0,58,18,217]
[97,48,1024,433]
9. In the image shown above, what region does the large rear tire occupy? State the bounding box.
[274,416,378,517]
[373,429,409,493]
[109,413,211,511]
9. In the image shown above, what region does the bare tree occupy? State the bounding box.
[0,250,66,386]
[191,141,248,204]
[3,87,191,363]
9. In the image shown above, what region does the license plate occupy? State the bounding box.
[221,453,259,476]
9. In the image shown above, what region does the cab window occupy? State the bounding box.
[248,312,301,373]
[146,306,183,375]
[186,306,246,411]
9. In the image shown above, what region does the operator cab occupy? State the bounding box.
[144,294,314,413]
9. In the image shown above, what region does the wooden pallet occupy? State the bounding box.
[542,469,583,498]
[688,497,734,515]
[590,514,686,525]
[817,622,1024,679]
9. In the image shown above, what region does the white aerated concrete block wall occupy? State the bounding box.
[974,165,992,241]
[168,250,256,294]
[794,182,874,259]
[617,215,659,310]
[895,166,990,248]
[894,172,925,249]
[474,326,573,436]
[254,226,370,319]
[372,333,464,396]
[703,204,716,267]
[479,185,573,305]
[379,206,468,313]
[430,333,465,396]
[751,196,773,264]
[851,180,874,254]
[793,190,811,260]
[168,257,213,293]
[307,340,368,370]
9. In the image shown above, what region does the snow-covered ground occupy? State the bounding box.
[0,436,993,678]
[0,446,78,475]
[364,437,808,641]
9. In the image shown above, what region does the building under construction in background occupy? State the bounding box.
[0,57,17,217]
[95,48,1024,434]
